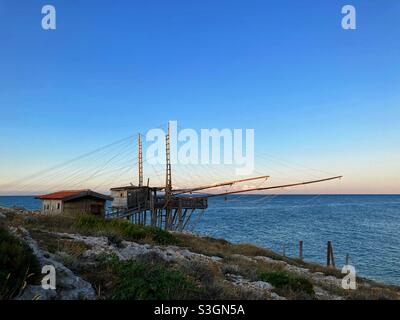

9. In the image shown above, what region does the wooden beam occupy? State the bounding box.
[173,175,269,195]
[207,176,343,197]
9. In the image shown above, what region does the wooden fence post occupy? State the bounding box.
[327,241,335,268]
[299,240,303,260]
[327,241,331,267]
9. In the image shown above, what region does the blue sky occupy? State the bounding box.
[0,0,399,193]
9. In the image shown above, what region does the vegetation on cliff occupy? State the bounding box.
[1,207,400,300]
[0,223,41,299]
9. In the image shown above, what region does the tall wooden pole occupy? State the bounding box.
[165,122,172,229]
[138,133,143,187]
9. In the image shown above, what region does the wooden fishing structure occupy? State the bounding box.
[108,123,342,231]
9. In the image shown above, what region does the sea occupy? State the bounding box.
[1,194,399,286]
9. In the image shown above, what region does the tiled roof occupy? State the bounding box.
[37,190,89,200]
[36,190,112,201]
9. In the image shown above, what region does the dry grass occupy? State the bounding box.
[30,229,89,259]
[178,234,299,263]
[0,222,41,300]
[177,234,352,277]
[3,209,400,300]
[176,234,284,260]
[7,211,76,234]
[221,255,283,280]
[178,259,270,300]
[318,278,400,300]
[7,212,177,245]
[175,233,400,300]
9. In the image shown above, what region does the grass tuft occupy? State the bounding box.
[94,254,199,300]
[0,225,41,299]
[74,215,178,245]
[260,271,314,299]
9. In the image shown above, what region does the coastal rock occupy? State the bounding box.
[211,256,223,262]
[310,273,342,287]
[119,241,154,259]
[314,286,344,300]
[49,232,219,265]
[17,285,57,300]
[251,281,274,291]
[285,264,310,276]
[11,227,97,300]
[271,292,286,300]
[231,254,256,262]
[254,256,287,266]
[0,212,6,219]
[13,228,356,300]
[225,273,274,292]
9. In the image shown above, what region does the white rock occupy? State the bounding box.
[211,256,223,262]
[231,254,255,262]
[17,285,57,300]
[314,286,344,300]
[271,292,286,300]
[251,281,273,291]
[254,256,287,266]
[13,228,97,300]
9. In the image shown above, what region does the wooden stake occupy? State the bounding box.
[327,241,331,267]
[299,240,303,260]
[327,241,335,268]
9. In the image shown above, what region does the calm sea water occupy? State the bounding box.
[1,195,400,286]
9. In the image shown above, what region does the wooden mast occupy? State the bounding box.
[165,122,172,229]
[138,133,143,187]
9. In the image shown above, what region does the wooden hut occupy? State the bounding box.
[36,189,113,216]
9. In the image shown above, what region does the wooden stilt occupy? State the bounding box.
[178,203,183,231]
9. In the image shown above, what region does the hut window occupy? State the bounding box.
[120,193,123,197]
[57,203,60,210]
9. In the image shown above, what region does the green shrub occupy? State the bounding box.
[100,255,199,300]
[259,271,314,298]
[74,215,178,245]
[145,226,178,245]
[0,226,41,299]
